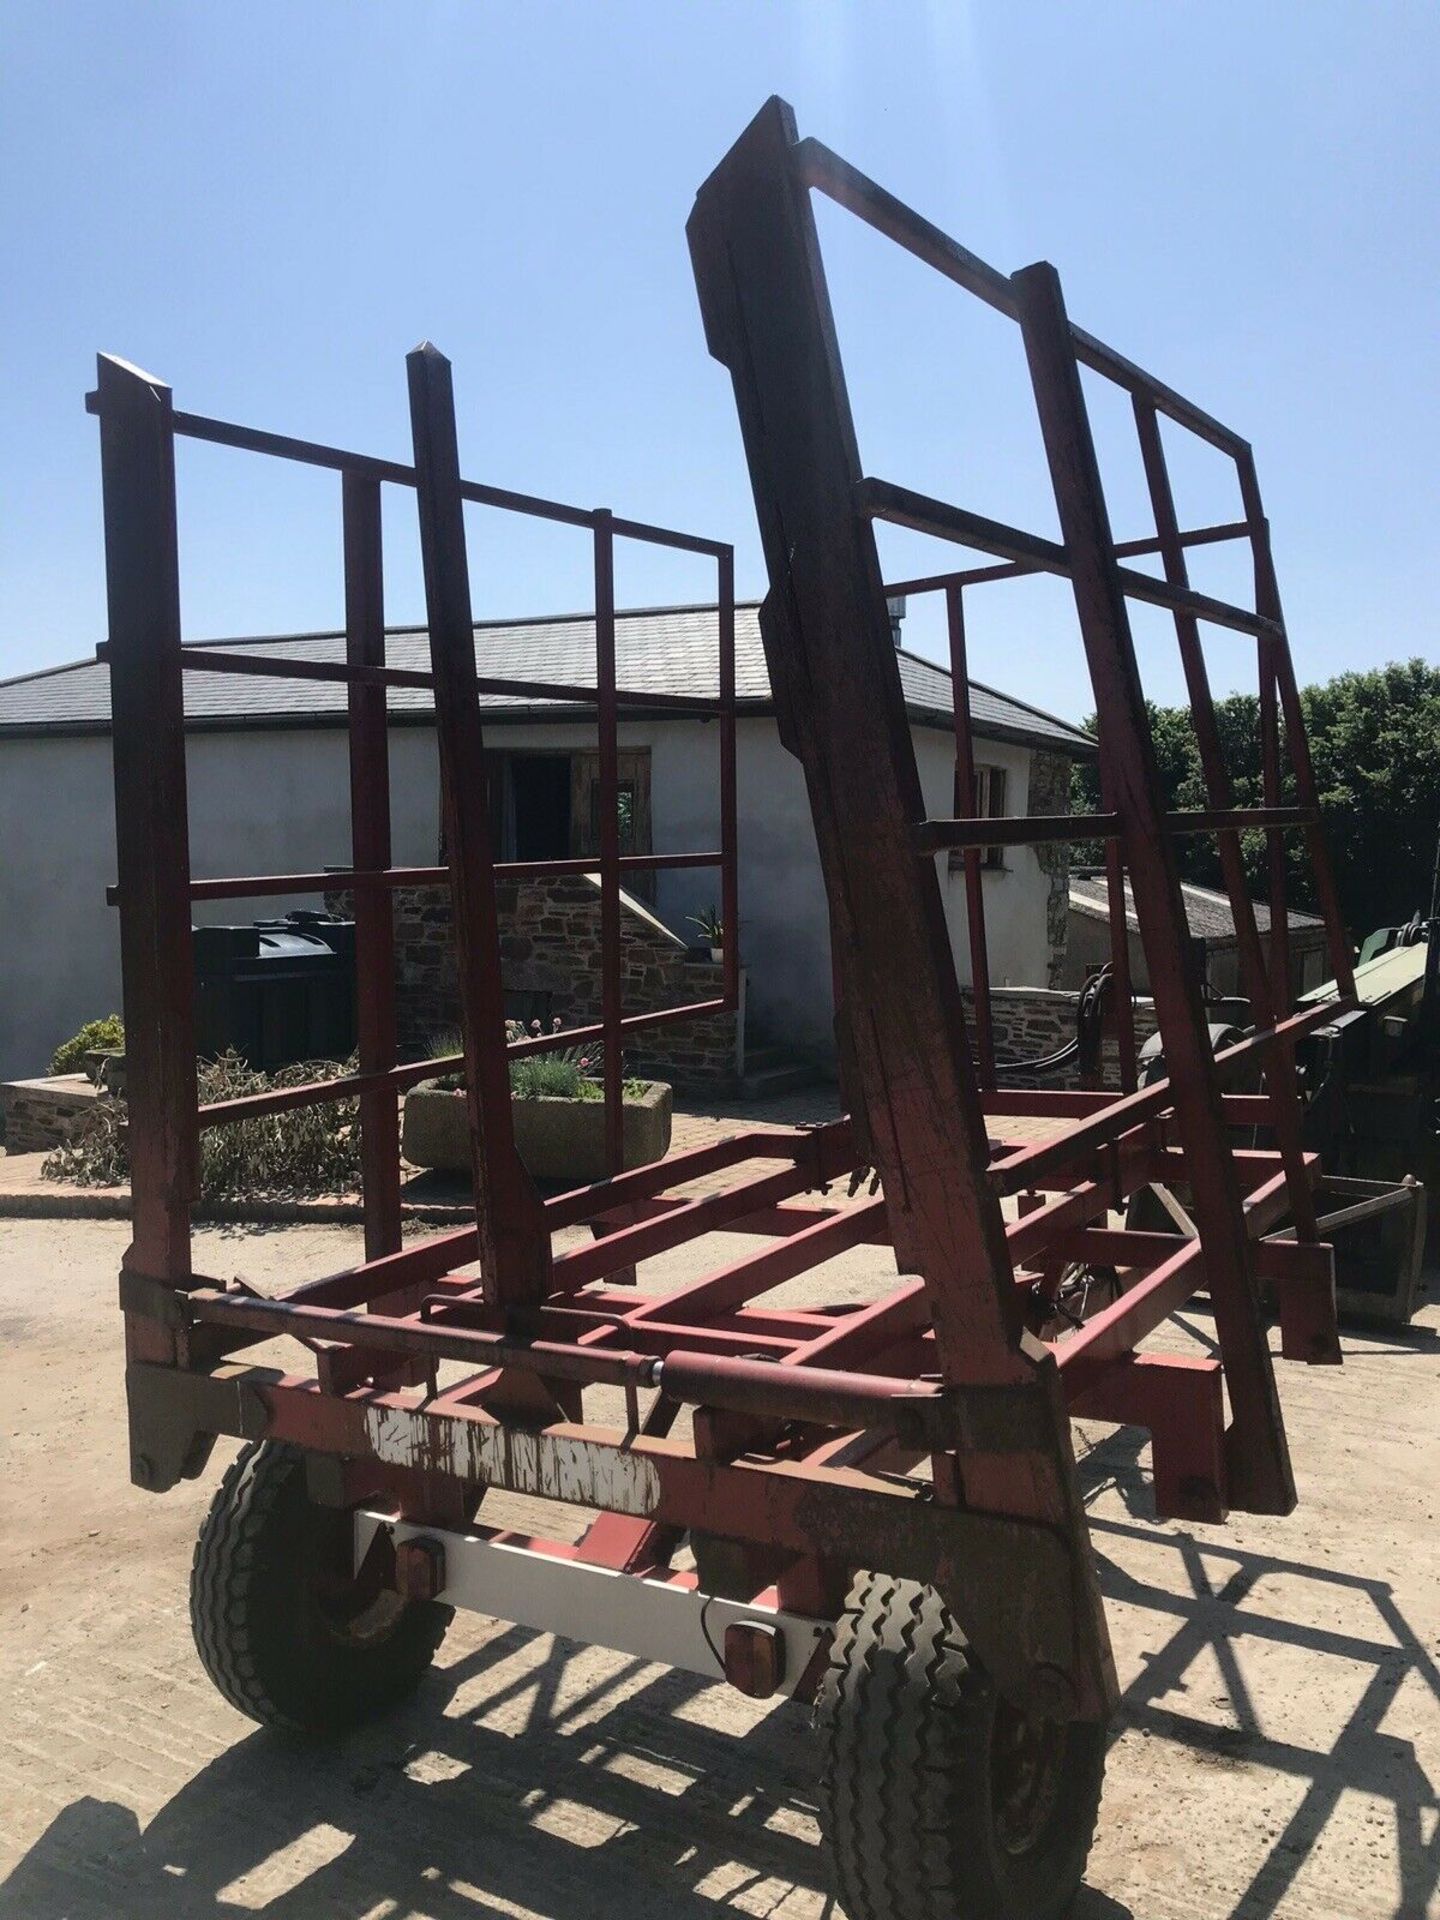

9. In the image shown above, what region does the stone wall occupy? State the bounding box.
[0,1074,102,1153]
[962,986,1159,1090]
[327,878,740,1096]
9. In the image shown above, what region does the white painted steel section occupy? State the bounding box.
[355,1512,827,1698]
[362,1404,664,1513]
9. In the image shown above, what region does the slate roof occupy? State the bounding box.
[0,602,1096,756]
[1070,872,1324,941]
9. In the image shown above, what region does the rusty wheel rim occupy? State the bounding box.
[990,1698,1066,1856]
[311,1520,408,1649]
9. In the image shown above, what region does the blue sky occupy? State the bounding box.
[2,2,1436,719]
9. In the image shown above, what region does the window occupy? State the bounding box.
[956,765,1006,871]
[445,747,654,884]
[574,751,652,897]
[587,779,637,855]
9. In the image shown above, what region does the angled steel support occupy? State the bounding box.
[688,95,1115,1718]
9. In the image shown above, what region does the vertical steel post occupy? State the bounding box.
[95,354,198,1293]
[594,511,624,1176]
[343,473,403,1259]
[1133,402,1320,1248]
[406,343,550,1309]
[717,549,740,1012]
[1236,452,1356,1001]
[1099,806,1138,1092]
[1258,656,1292,1015]
[944,584,996,1086]
[1014,262,1294,1512]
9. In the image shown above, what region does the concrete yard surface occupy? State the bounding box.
[2,1216,1439,1919]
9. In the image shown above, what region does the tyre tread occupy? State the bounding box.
[189,1440,449,1735]
[816,1571,1104,1920]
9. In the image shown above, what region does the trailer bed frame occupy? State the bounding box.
[101,98,1357,1730]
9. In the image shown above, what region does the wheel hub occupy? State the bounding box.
[991,1699,1067,1855]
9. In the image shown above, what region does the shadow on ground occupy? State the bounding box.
[4,1413,1437,1920]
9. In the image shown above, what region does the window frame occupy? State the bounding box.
[948,762,1009,874]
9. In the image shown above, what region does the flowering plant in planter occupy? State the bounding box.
[402,1020,671,1181]
[429,1021,644,1100]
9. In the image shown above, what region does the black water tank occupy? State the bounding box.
[193,913,356,1070]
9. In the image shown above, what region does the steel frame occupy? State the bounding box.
[102,101,1356,1728]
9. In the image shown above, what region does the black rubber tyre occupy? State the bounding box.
[816,1571,1105,1920]
[190,1440,452,1735]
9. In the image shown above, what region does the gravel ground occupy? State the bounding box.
[1,1215,1438,1919]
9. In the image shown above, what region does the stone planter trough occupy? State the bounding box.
[402,1078,672,1185]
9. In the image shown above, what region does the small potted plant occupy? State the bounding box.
[687,905,724,965]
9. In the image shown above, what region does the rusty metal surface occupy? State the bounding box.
[408,343,551,1311]
[98,102,1363,1732]
[95,355,199,1298]
[343,473,403,1262]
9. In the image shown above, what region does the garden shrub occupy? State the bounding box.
[49,1015,124,1077]
[42,1050,362,1197]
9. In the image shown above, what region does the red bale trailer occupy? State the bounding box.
[96,97,1392,1920]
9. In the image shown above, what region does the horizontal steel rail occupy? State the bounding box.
[990,999,1346,1193]
[194,992,734,1128]
[918,812,1118,851]
[795,135,1247,456]
[109,850,725,906]
[883,519,1251,598]
[915,806,1317,852]
[186,1282,963,1440]
[97,640,727,717]
[82,397,734,560]
[858,477,1282,640]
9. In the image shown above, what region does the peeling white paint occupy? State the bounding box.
[364,1405,662,1515]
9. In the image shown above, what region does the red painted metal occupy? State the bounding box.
[343,473,403,1261]
[408,343,552,1311]
[123,640,724,717]
[942,583,996,1086]
[99,100,1366,1742]
[96,356,198,1294]
[594,510,624,1176]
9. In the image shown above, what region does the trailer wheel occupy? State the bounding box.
[817,1572,1104,1920]
[190,1440,452,1735]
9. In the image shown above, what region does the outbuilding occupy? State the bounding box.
[0,601,1096,1083]
[1064,870,1329,1003]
